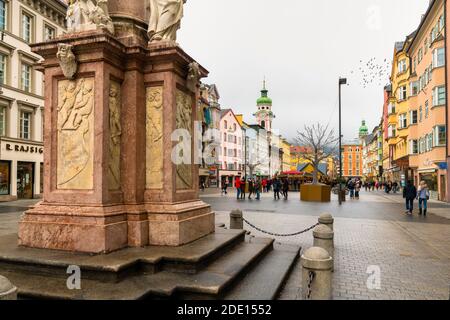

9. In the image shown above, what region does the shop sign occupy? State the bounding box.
[438,162,448,170]
[5,143,43,154]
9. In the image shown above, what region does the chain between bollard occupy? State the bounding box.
[306,271,315,300]
[242,217,320,237]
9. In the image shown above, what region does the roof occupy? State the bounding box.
[296,163,328,175]
[406,0,440,54]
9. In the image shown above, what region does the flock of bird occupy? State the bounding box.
[349,57,392,89]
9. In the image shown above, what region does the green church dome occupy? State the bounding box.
[257,80,272,106]
[359,120,368,137]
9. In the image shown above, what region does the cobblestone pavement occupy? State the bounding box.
[204,190,450,300]
[1,193,449,300]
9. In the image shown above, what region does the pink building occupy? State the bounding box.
[218,109,244,187]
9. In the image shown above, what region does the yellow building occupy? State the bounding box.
[281,139,291,172]
[388,35,414,184]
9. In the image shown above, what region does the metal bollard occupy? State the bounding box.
[230,209,243,230]
[0,275,18,300]
[318,213,334,231]
[301,247,333,300]
[313,224,334,271]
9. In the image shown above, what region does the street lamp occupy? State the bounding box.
[338,77,347,205]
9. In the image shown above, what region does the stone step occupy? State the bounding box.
[223,242,301,300]
[3,238,274,300]
[0,228,246,282]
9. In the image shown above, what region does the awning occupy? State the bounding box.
[418,168,437,174]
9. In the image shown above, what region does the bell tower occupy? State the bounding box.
[254,79,275,132]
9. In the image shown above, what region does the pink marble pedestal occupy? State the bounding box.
[18,31,214,253]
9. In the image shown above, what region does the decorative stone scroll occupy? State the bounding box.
[146,87,164,189]
[57,78,95,190]
[56,44,77,80]
[175,89,192,189]
[186,62,200,92]
[108,80,121,190]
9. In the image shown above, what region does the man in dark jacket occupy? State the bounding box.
[403,180,417,215]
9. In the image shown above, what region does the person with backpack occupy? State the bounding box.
[417,180,430,216]
[403,180,417,215]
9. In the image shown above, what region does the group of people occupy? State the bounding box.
[220,176,290,201]
[346,178,363,200]
[403,180,431,216]
[362,180,400,194]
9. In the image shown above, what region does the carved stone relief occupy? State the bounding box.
[108,80,121,190]
[57,78,95,190]
[175,89,192,190]
[146,87,164,189]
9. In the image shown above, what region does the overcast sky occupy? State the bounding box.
[178,0,430,142]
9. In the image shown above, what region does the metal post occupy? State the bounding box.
[338,78,347,205]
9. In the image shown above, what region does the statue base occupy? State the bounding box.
[18,30,214,253]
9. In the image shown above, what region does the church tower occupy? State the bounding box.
[254,79,275,132]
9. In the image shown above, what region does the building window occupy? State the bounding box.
[432,86,446,107]
[21,63,32,92]
[410,110,418,125]
[20,110,31,140]
[0,160,10,195]
[410,140,418,154]
[398,113,407,129]
[21,11,33,43]
[418,48,423,63]
[44,24,56,41]
[388,103,396,114]
[410,81,418,96]
[0,0,7,31]
[419,106,423,122]
[425,101,429,119]
[398,59,407,73]
[398,86,407,101]
[0,53,6,85]
[0,106,5,136]
[432,48,445,68]
[223,133,226,142]
[224,120,227,129]
[434,126,446,146]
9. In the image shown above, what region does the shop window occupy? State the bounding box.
[0,161,10,195]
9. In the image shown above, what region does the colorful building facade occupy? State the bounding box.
[406,0,447,200]
[341,142,363,178]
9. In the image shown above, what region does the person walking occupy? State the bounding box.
[273,178,281,200]
[221,178,228,195]
[262,179,267,193]
[240,177,246,200]
[347,179,355,199]
[282,178,289,200]
[248,179,255,200]
[355,179,361,199]
[403,180,417,215]
[235,176,242,200]
[417,181,430,216]
[254,178,262,200]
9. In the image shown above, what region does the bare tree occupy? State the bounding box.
[294,123,338,184]
[247,162,261,178]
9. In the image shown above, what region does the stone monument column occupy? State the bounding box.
[18,0,214,253]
